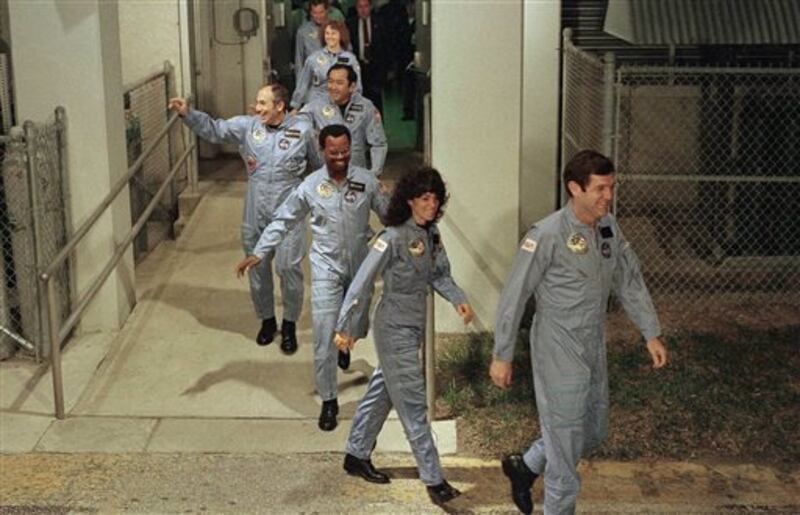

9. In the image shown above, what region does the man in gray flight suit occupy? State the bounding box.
[301,64,387,175]
[490,150,668,515]
[169,84,320,354]
[235,124,388,432]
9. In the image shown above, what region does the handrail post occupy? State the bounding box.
[189,131,199,195]
[45,276,65,419]
[423,92,436,420]
[164,61,178,212]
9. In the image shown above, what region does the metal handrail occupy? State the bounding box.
[40,107,195,419]
[42,111,184,279]
[0,325,35,353]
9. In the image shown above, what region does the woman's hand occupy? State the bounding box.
[456,303,475,325]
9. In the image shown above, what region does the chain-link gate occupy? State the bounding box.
[124,62,188,261]
[562,32,800,318]
[0,109,70,359]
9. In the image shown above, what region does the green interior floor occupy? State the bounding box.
[382,85,417,151]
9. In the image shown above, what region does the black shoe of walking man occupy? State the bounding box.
[338,349,350,370]
[256,317,277,346]
[501,454,538,515]
[318,398,338,431]
[343,453,390,484]
[427,479,461,505]
[280,320,297,354]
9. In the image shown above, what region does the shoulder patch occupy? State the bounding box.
[521,238,538,253]
[373,238,388,253]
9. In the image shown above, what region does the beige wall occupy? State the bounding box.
[9,0,134,333]
[119,0,185,94]
[521,1,561,228]
[431,1,524,332]
[431,0,560,332]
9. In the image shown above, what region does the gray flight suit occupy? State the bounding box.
[493,205,661,515]
[300,92,387,175]
[291,48,362,109]
[336,219,468,486]
[252,165,388,401]
[182,110,320,323]
[294,19,323,82]
[293,11,346,82]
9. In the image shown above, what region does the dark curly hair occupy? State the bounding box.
[382,166,449,228]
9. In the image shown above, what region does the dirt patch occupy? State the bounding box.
[435,301,800,465]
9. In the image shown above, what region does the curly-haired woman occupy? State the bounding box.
[333,166,474,505]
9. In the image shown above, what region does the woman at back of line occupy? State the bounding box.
[291,20,362,111]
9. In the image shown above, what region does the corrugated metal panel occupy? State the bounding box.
[564,0,798,64]
[607,0,800,45]
[563,0,707,61]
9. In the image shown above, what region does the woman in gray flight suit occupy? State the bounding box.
[333,167,474,505]
[291,20,362,110]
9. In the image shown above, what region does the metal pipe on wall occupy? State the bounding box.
[423,92,436,419]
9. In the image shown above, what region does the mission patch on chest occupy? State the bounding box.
[408,238,426,257]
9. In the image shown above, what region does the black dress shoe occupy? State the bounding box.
[338,349,350,370]
[501,454,538,515]
[426,479,461,505]
[280,320,297,355]
[318,399,338,431]
[256,317,277,346]
[343,453,390,484]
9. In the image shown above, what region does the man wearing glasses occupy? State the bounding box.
[235,124,388,432]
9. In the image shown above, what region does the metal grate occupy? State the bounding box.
[124,65,187,260]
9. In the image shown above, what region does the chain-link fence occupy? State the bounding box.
[124,62,188,261]
[562,34,800,317]
[0,110,70,359]
[561,32,606,167]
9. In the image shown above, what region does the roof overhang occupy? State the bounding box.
[604,0,800,46]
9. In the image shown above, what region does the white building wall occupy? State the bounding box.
[431,0,560,332]
[118,0,187,95]
[9,0,134,333]
[521,2,561,228]
[431,1,524,332]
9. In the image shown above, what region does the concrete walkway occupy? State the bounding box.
[1,178,454,456]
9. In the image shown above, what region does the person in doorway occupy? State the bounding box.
[346,0,388,113]
[333,167,474,505]
[490,150,668,514]
[291,20,362,110]
[301,64,387,175]
[168,84,319,354]
[235,124,388,432]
